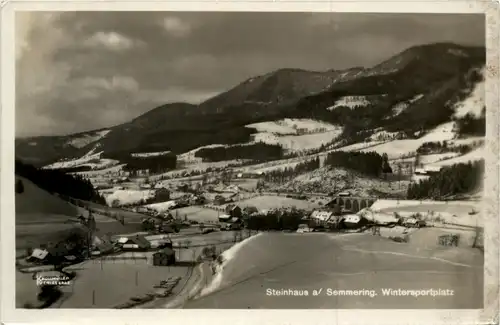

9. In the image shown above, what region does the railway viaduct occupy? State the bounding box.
[326,196,378,213]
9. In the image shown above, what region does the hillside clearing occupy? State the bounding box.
[360,122,457,159]
[66,130,110,149]
[251,130,342,152]
[104,190,156,207]
[246,119,341,135]
[430,146,484,167]
[453,67,485,119]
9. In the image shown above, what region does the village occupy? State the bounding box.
[15,155,484,309]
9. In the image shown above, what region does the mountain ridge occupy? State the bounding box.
[16,42,486,167]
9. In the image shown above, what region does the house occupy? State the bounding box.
[310,210,334,226]
[414,168,427,175]
[218,214,232,223]
[341,215,369,229]
[26,248,50,264]
[224,204,242,219]
[296,223,313,233]
[402,217,420,228]
[91,236,115,256]
[424,166,442,175]
[152,248,176,266]
[118,235,151,251]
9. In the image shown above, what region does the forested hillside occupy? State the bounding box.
[406,160,484,199]
[15,159,105,204]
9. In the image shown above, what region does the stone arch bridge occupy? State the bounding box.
[326,196,378,213]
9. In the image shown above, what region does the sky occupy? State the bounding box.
[15,12,485,138]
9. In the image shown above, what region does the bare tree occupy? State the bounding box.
[397,163,403,190]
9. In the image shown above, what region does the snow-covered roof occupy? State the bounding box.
[118,237,129,244]
[343,215,361,223]
[424,166,442,172]
[310,210,333,222]
[31,248,49,260]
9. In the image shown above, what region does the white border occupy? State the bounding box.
[1,1,499,325]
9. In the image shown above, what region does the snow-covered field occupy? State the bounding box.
[360,122,457,159]
[104,189,156,207]
[131,151,171,158]
[73,164,127,176]
[419,153,461,165]
[368,130,402,142]
[150,159,246,181]
[177,145,230,164]
[448,137,484,147]
[144,200,177,213]
[430,146,484,167]
[389,94,424,118]
[79,158,120,170]
[246,119,341,135]
[245,119,343,152]
[66,130,110,149]
[251,130,342,152]
[453,67,485,119]
[44,151,105,169]
[371,200,482,228]
[326,96,371,110]
[333,141,385,152]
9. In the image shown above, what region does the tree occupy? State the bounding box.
[15,179,24,194]
[307,218,317,230]
[397,163,403,190]
[381,153,393,178]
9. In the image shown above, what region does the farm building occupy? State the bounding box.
[218,214,232,223]
[424,166,442,174]
[152,248,176,266]
[26,248,51,264]
[414,168,427,175]
[225,204,242,219]
[310,210,334,225]
[27,246,80,265]
[117,235,151,251]
[91,236,115,256]
[341,215,369,229]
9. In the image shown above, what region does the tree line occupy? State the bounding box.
[416,140,481,155]
[455,109,486,137]
[194,142,284,162]
[244,209,308,231]
[15,159,106,204]
[261,157,320,183]
[103,151,177,174]
[406,160,484,199]
[324,151,389,177]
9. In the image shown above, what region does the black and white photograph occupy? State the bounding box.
[3,5,498,319]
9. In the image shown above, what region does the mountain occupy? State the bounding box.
[16,42,486,167]
[199,67,365,110]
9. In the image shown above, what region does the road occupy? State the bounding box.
[183,232,483,309]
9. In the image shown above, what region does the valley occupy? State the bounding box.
[14,41,486,310]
